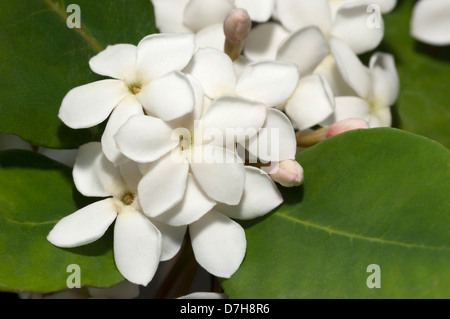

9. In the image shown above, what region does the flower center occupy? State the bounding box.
[179,134,192,151]
[128,83,142,95]
[120,192,135,206]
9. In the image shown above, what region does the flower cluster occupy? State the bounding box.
[48,0,405,288]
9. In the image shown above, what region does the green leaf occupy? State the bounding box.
[0,150,123,293]
[0,0,157,149]
[381,0,450,147]
[221,128,450,298]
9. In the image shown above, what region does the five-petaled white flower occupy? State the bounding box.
[114,76,267,222]
[47,142,186,286]
[58,33,196,165]
[323,39,399,127]
[185,48,299,165]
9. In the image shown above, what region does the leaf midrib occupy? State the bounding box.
[276,212,450,251]
[43,0,104,52]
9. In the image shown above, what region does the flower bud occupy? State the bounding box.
[269,160,304,187]
[223,8,252,61]
[326,118,370,138]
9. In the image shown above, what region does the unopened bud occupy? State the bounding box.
[223,8,251,61]
[326,118,369,138]
[269,160,304,187]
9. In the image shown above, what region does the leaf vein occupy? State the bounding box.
[276,212,450,251]
[43,0,104,52]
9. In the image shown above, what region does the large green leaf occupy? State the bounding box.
[222,128,450,298]
[0,150,123,293]
[381,0,450,147]
[0,0,157,149]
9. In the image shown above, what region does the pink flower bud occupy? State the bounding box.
[326,118,369,138]
[223,8,252,43]
[270,160,304,187]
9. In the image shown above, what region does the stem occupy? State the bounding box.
[296,127,329,148]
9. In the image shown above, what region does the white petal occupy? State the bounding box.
[313,53,358,97]
[190,210,246,278]
[245,108,297,162]
[235,0,274,22]
[187,74,206,121]
[374,0,397,13]
[236,60,299,107]
[89,44,137,80]
[276,0,332,32]
[334,96,372,123]
[101,95,144,166]
[330,0,397,16]
[114,114,178,163]
[233,55,252,79]
[59,80,129,129]
[184,48,237,99]
[200,95,267,144]
[411,0,450,45]
[138,154,189,217]
[276,26,329,76]
[369,52,399,108]
[183,0,235,33]
[114,207,162,286]
[244,22,289,61]
[285,74,335,131]
[190,145,245,205]
[47,198,117,248]
[139,71,195,121]
[150,219,187,261]
[73,142,126,197]
[215,166,283,220]
[151,0,191,33]
[195,23,226,51]
[154,174,216,226]
[330,37,372,99]
[137,33,195,80]
[119,161,143,193]
[330,2,384,54]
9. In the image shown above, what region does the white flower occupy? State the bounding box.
[411,0,450,46]
[324,39,399,127]
[177,166,283,278]
[151,0,276,51]
[246,0,384,62]
[47,142,185,285]
[58,33,196,165]
[185,48,299,164]
[114,76,267,223]
[242,1,386,131]
[152,0,274,33]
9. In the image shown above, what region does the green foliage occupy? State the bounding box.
[222,128,450,298]
[0,150,123,293]
[380,0,450,147]
[0,0,157,149]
